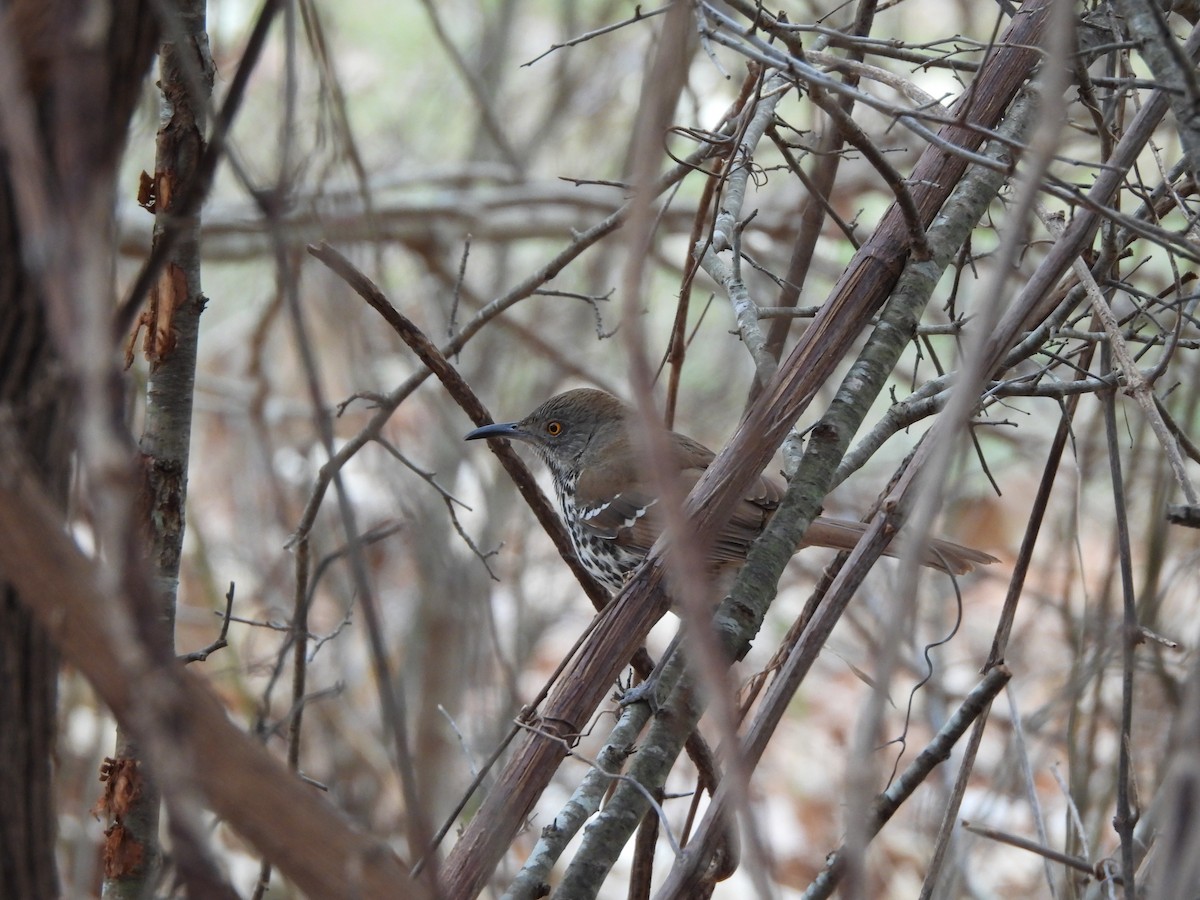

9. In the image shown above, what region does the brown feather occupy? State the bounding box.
[802,517,998,575]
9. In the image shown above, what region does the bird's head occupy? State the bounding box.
[465,388,629,470]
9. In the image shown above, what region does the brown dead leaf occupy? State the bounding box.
[93,756,142,820]
[137,170,156,213]
[102,822,145,878]
[125,262,187,369]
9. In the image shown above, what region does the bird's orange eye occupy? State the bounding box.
[546,421,562,436]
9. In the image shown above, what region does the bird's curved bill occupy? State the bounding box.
[464,421,522,441]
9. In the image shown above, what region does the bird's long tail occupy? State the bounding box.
[801,516,998,575]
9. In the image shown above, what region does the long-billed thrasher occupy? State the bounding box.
[465,388,997,593]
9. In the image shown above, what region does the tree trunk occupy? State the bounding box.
[0,3,158,895]
[0,86,73,900]
[103,3,211,894]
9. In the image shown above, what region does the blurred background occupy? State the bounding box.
[37,0,1200,896]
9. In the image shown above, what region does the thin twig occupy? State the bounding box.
[1038,203,1200,505]
[178,583,236,664]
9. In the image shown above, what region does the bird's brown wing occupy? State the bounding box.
[702,467,783,565]
[571,429,662,554]
[572,430,783,564]
[667,433,785,564]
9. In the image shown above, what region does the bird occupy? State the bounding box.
[465,388,997,594]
